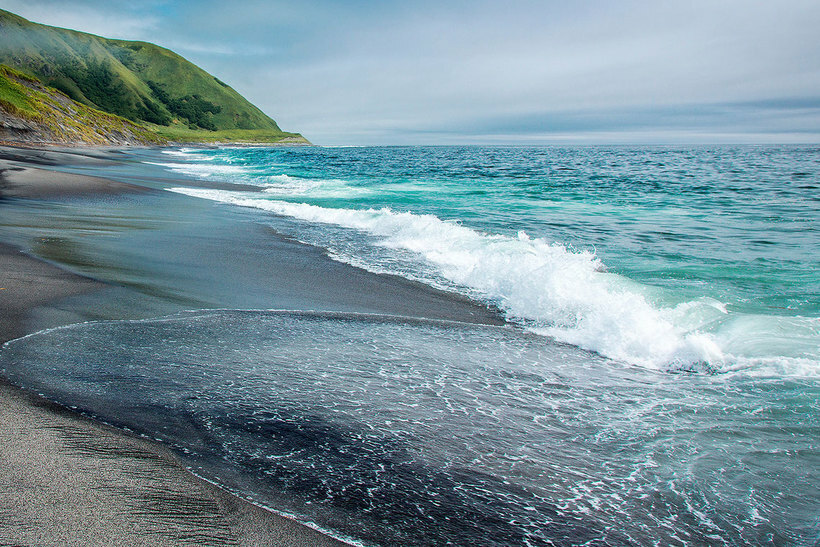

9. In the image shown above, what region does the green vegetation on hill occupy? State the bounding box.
[0,64,40,117]
[0,8,308,144]
[0,64,164,145]
[147,124,310,145]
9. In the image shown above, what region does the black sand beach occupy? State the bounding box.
[0,144,502,545]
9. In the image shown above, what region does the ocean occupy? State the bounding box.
[161,145,819,375]
[1,145,818,545]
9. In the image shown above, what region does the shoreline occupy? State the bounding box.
[0,145,353,546]
[3,143,816,545]
[0,372,350,546]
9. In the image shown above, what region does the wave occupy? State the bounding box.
[167,187,819,376]
[259,174,322,195]
[260,175,371,198]
[151,156,365,198]
[160,147,207,157]
[147,161,250,181]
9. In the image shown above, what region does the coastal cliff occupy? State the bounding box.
[0,65,162,145]
[0,9,308,145]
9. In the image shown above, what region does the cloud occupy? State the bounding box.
[199,0,820,143]
[4,0,820,144]
[1,0,161,39]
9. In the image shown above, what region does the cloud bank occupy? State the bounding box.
[5,0,820,144]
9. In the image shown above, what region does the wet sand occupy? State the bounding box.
[0,145,147,198]
[0,145,348,546]
[0,243,104,344]
[0,376,347,546]
[0,144,503,545]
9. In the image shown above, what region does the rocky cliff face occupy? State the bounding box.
[0,112,158,146]
[0,66,164,146]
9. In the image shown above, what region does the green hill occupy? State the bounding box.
[0,8,307,143]
[0,64,163,145]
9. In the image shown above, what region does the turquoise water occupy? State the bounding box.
[161,145,819,374]
[2,145,817,546]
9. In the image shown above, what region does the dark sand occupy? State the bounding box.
[0,146,348,546]
[0,144,504,546]
[0,146,148,198]
[0,243,104,344]
[0,375,347,546]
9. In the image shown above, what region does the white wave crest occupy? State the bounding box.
[260,174,319,194]
[160,148,209,159]
[147,161,249,180]
[151,157,365,198]
[162,187,820,376]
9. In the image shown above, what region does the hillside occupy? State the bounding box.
[0,64,163,145]
[0,9,307,143]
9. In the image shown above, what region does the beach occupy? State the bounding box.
[1,144,816,546]
[0,145,369,546]
[0,144,508,546]
[3,1,818,543]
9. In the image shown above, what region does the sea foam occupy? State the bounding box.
[168,186,818,375]
[147,161,250,181]
[150,158,362,197]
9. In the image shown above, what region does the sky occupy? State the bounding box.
[3,0,820,145]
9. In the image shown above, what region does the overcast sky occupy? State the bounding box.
[3,0,820,145]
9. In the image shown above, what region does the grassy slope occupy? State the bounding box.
[0,8,307,143]
[109,40,281,131]
[0,64,164,145]
[0,65,37,115]
[147,124,309,144]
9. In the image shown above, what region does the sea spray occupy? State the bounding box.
[157,145,819,375]
[168,187,805,373]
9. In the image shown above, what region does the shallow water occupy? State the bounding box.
[2,311,818,546]
[159,145,820,374]
[2,145,818,545]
